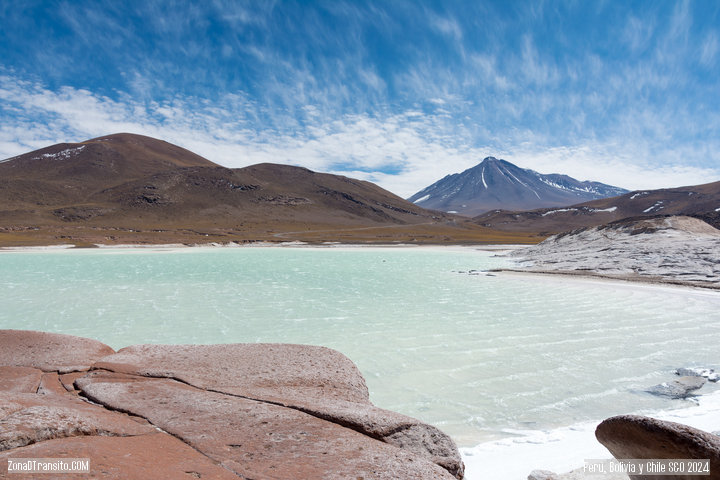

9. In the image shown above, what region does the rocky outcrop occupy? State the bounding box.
[676,367,720,382]
[647,376,707,399]
[509,216,720,289]
[596,415,720,480]
[0,330,463,479]
[0,330,114,372]
[91,343,464,477]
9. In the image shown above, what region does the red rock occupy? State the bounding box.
[596,415,720,480]
[0,330,114,373]
[92,343,464,477]
[0,433,239,479]
[59,372,86,392]
[1,335,464,479]
[77,370,457,479]
[93,343,370,402]
[38,372,69,395]
[0,391,154,451]
[0,366,42,393]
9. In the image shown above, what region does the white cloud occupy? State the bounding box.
[669,0,692,43]
[520,35,559,86]
[700,31,719,66]
[429,13,463,44]
[621,15,655,53]
[507,144,719,191]
[470,53,513,91]
[1,74,719,200]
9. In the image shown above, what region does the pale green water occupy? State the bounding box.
[1,246,719,447]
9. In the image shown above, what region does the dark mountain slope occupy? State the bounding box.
[474,181,720,233]
[0,133,217,206]
[93,162,438,227]
[0,134,540,245]
[408,157,628,216]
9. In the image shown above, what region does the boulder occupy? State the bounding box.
[647,376,706,398]
[0,332,464,479]
[676,367,720,382]
[596,415,720,480]
[76,370,456,479]
[92,343,464,478]
[0,330,114,373]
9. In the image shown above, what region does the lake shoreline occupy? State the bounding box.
[0,241,525,256]
[2,243,719,479]
[494,268,720,292]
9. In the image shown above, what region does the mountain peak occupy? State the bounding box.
[1,132,218,174]
[85,132,164,143]
[477,156,503,167]
[408,158,628,216]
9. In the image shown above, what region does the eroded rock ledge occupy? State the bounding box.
[0,330,463,479]
[509,216,720,289]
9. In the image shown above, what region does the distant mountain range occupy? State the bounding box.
[7,134,714,246]
[0,133,538,246]
[408,157,629,216]
[474,181,720,234]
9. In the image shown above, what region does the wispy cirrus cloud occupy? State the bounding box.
[2,72,718,198]
[700,32,719,67]
[1,1,720,197]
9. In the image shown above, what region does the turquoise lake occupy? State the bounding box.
[2,246,719,449]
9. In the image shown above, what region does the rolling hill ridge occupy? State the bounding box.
[0,133,537,246]
[474,181,720,233]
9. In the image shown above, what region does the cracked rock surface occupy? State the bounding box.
[0,330,463,479]
[510,216,720,289]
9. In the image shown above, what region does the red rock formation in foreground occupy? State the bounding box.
[0,330,463,479]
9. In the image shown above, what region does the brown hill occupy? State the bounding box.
[474,181,720,234]
[0,133,215,187]
[0,134,539,246]
[93,162,445,227]
[0,133,217,211]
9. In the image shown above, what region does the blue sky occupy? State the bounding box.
[1,0,719,196]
